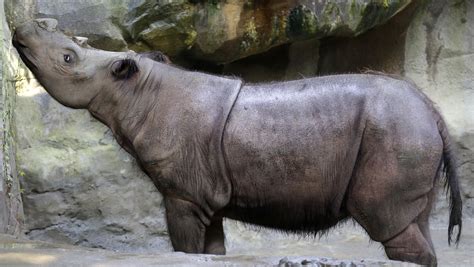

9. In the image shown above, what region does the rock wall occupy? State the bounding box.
[4,0,473,254]
[5,0,410,63]
[0,0,23,235]
[15,86,169,250]
[404,0,473,217]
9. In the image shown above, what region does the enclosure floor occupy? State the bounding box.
[0,219,471,266]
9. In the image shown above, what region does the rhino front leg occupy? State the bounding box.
[204,217,225,254]
[164,197,209,253]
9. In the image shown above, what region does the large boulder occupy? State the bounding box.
[6,0,411,63]
[6,0,129,52]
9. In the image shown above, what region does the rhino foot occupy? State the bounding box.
[382,223,437,266]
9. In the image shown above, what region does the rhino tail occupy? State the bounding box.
[436,117,462,246]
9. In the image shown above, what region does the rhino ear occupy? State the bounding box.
[72,36,89,47]
[111,59,139,80]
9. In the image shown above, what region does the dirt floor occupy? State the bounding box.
[0,218,472,266]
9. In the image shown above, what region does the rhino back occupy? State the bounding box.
[221,74,439,232]
[221,75,376,229]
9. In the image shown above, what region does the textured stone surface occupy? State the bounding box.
[0,0,23,236]
[6,0,411,63]
[5,0,129,51]
[15,83,169,251]
[404,0,474,217]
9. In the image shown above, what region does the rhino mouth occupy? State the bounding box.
[12,33,38,71]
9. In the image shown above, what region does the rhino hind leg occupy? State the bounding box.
[416,187,438,256]
[204,217,226,254]
[346,132,441,265]
[382,223,437,266]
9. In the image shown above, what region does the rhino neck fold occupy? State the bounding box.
[87,58,162,155]
[87,60,243,211]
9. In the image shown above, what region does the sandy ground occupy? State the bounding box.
[226,217,473,266]
[0,235,407,267]
[0,218,471,266]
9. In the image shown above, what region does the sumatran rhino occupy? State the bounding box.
[13,19,462,266]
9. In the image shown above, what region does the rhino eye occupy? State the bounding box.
[64,54,71,63]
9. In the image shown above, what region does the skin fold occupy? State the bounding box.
[13,18,462,266]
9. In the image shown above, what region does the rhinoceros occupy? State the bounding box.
[13,18,462,266]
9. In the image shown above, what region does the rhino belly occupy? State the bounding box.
[221,82,367,231]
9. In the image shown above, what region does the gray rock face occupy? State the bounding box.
[16,86,170,251]
[6,0,129,51]
[4,0,473,263]
[0,0,23,236]
[404,0,474,218]
[6,0,411,63]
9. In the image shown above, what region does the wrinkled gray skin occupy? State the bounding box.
[13,19,462,266]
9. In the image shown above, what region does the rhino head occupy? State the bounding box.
[12,18,169,108]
